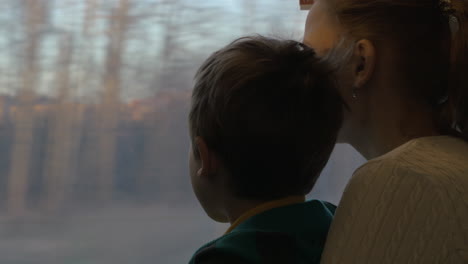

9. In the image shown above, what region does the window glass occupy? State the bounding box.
[0,1,364,263]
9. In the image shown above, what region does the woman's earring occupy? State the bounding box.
[352,87,359,99]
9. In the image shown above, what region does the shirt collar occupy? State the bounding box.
[225,195,306,234]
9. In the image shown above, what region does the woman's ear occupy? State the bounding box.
[194,137,218,179]
[352,39,376,89]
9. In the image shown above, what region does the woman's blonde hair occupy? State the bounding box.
[327,0,468,139]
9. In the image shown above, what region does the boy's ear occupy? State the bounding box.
[352,39,376,89]
[194,137,218,179]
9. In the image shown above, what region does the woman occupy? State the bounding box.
[303,0,468,263]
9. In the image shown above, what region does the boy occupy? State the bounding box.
[188,36,343,264]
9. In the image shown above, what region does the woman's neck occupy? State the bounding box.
[353,102,440,160]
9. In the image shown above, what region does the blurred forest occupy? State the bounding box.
[0,0,364,263]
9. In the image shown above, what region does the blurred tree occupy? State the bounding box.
[42,34,77,212]
[137,0,223,200]
[7,0,48,217]
[96,0,132,201]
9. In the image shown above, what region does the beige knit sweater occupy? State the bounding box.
[321,136,468,264]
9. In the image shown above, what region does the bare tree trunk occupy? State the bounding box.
[137,0,180,200]
[65,0,99,205]
[42,34,74,212]
[83,0,98,36]
[96,0,130,201]
[7,0,45,216]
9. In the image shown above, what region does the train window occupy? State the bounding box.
[0,0,364,263]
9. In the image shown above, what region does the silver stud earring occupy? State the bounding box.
[352,87,359,99]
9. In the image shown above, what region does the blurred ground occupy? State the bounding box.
[0,203,224,264]
[0,145,364,264]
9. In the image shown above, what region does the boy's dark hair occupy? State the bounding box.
[189,36,343,201]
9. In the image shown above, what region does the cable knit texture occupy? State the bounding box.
[321,136,468,264]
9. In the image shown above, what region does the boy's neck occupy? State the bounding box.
[224,196,306,234]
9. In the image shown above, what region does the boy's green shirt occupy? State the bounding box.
[189,199,336,264]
